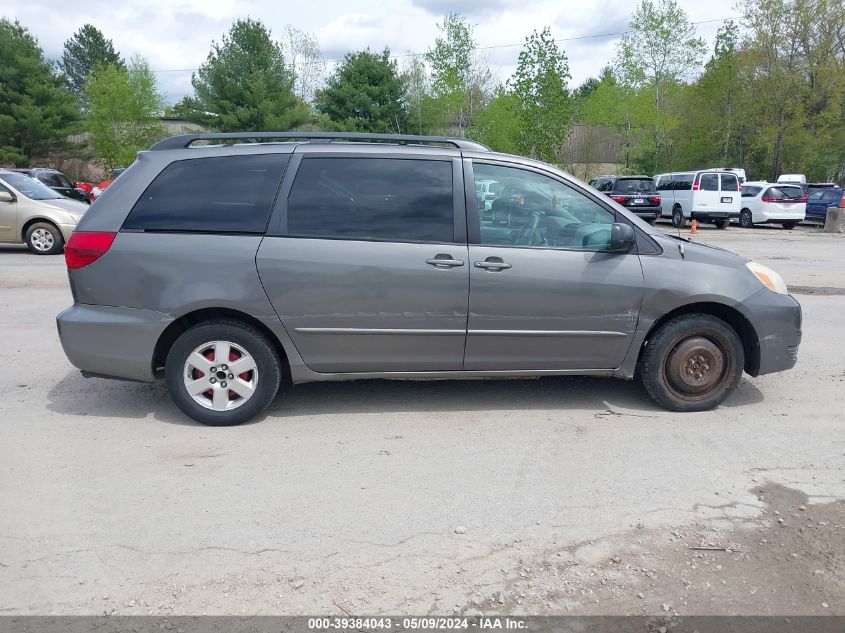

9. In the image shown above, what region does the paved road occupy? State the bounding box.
[1,225,843,615]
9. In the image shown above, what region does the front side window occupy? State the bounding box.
[124,154,289,233]
[720,174,739,192]
[286,158,454,243]
[473,163,617,252]
[699,174,719,191]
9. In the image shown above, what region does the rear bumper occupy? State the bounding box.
[737,289,802,376]
[757,211,805,222]
[627,206,661,219]
[56,303,172,382]
[691,211,740,220]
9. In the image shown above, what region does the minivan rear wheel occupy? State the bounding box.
[639,314,744,412]
[165,320,281,426]
[671,206,686,228]
[25,222,64,255]
[739,209,754,228]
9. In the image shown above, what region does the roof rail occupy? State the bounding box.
[149,131,491,152]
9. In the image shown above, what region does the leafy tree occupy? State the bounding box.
[86,57,165,170]
[182,18,307,131]
[282,25,325,102]
[468,88,521,154]
[315,48,408,133]
[401,55,432,135]
[0,19,80,165]
[425,13,493,136]
[60,24,124,99]
[510,27,573,163]
[613,0,706,172]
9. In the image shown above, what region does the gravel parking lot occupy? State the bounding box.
[1,223,843,616]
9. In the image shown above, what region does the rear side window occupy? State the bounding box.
[286,158,453,243]
[124,154,289,233]
[742,185,762,197]
[614,178,655,194]
[720,174,739,191]
[673,175,693,190]
[699,174,719,191]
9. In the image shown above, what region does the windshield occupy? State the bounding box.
[0,173,63,200]
[614,178,656,194]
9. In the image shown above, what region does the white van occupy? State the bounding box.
[653,170,742,229]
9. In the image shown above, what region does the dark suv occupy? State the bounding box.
[589,175,662,224]
[56,132,801,426]
[12,168,91,203]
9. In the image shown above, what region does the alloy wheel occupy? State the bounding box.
[182,340,258,411]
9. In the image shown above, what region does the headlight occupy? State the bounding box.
[746,261,789,295]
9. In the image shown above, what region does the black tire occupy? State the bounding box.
[714,219,729,229]
[672,206,686,228]
[782,221,797,230]
[639,314,744,412]
[165,319,281,426]
[25,222,64,255]
[739,209,754,228]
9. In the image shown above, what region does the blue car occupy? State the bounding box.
[805,187,844,222]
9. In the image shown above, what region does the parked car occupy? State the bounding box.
[90,168,127,200]
[805,187,845,223]
[11,168,91,203]
[707,167,746,185]
[589,175,662,224]
[777,174,808,195]
[0,169,89,254]
[737,182,806,229]
[57,132,801,426]
[475,178,503,220]
[653,170,741,228]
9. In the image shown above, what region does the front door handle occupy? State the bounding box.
[474,259,512,271]
[426,255,464,268]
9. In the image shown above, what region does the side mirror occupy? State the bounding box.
[608,222,636,252]
[0,191,15,203]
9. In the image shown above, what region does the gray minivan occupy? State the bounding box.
[56,132,801,426]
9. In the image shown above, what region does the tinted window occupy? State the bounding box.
[720,174,739,191]
[37,172,64,188]
[699,174,718,191]
[808,191,824,201]
[286,158,453,243]
[614,177,656,194]
[742,185,762,197]
[124,154,288,233]
[765,186,804,200]
[656,177,674,191]
[473,163,616,252]
[673,175,693,190]
[823,190,840,201]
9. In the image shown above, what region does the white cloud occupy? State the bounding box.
[6,0,738,103]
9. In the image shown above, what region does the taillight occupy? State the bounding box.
[610,195,626,203]
[761,196,776,203]
[692,179,700,191]
[65,231,116,269]
[650,195,661,204]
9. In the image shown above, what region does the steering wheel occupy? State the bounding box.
[514,211,546,246]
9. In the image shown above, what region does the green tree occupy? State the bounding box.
[60,24,124,99]
[468,88,521,154]
[510,27,573,163]
[86,57,165,170]
[0,19,79,165]
[614,0,706,171]
[315,49,408,133]
[425,13,493,136]
[182,18,307,131]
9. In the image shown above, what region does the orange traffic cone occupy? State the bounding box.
[690,219,698,234]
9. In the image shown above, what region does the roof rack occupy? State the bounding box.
[149,131,490,152]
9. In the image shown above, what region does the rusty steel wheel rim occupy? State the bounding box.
[664,335,730,401]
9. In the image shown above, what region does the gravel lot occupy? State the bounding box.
[1,223,843,616]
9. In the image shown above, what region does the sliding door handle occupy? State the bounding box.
[474,260,512,271]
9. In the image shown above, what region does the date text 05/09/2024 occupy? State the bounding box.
[306,617,527,630]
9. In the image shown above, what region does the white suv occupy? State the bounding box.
[738,182,806,229]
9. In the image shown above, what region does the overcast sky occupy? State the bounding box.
[6,0,738,105]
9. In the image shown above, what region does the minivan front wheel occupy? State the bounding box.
[639,314,744,412]
[25,222,64,255]
[165,320,281,426]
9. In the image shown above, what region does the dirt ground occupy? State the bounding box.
[0,223,843,616]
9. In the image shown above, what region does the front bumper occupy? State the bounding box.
[57,303,173,382]
[737,289,802,376]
